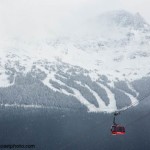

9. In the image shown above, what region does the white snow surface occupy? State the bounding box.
[0,10,150,83]
[0,10,149,112]
[1,33,150,83]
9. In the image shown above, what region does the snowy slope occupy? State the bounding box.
[0,10,150,112]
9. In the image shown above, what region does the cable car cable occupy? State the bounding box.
[117,93,150,113]
[60,94,150,149]
[110,93,150,135]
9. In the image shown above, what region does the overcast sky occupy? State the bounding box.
[0,0,149,39]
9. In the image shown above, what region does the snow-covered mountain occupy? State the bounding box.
[0,10,150,113]
[97,10,149,29]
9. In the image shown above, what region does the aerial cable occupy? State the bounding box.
[60,93,150,148]
[117,93,150,113]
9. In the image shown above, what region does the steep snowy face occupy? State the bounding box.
[73,10,150,81]
[0,10,150,112]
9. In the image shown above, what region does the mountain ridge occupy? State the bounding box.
[0,10,150,112]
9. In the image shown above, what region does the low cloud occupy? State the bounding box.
[0,0,149,40]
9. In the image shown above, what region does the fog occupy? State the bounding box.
[0,0,149,40]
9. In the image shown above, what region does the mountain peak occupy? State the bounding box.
[98,10,149,30]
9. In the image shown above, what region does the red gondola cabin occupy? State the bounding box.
[111,125,125,135]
